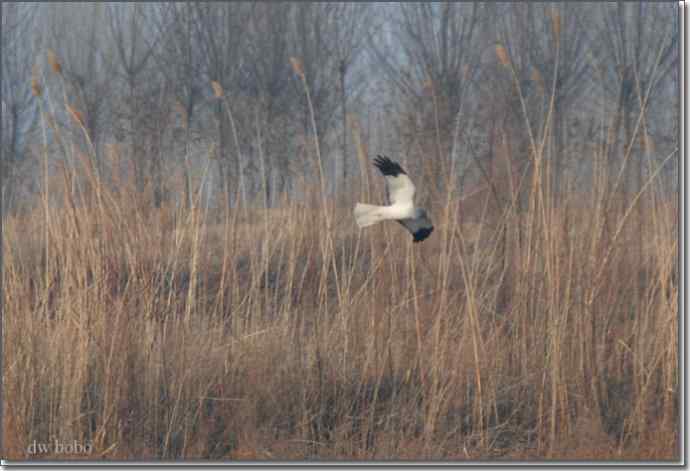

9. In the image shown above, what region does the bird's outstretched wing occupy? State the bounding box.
[373,155,415,206]
[398,214,434,243]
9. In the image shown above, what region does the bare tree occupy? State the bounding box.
[236,2,293,205]
[107,3,165,201]
[280,3,372,200]
[1,3,39,210]
[43,3,113,152]
[588,2,678,433]
[491,3,591,199]
[149,2,207,208]
[190,2,251,205]
[592,2,678,194]
[228,3,373,203]
[368,3,484,193]
[327,3,373,190]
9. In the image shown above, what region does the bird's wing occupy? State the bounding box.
[398,214,434,243]
[373,155,415,206]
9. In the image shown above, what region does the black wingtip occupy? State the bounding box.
[412,226,434,243]
[373,155,407,176]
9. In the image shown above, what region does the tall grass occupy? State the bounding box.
[2,55,678,460]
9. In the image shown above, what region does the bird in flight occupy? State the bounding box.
[354,155,433,243]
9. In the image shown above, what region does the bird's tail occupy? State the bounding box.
[354,203,388,228]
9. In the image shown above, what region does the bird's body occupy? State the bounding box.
[354,156,433,243]
[353,202,414,226]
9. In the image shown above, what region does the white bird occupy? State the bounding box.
[354,155,433,243]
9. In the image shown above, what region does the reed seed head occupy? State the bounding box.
[211,80,224,98]
[289,57,305,79]
[495,44,510,67]
[47,49,62,75]
[31,78,42,97]
[31,63,42,97]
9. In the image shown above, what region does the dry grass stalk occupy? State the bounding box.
[551,8,561,43]
[66,103,85,127]
[349,113,370,197]
[31,62,42,97]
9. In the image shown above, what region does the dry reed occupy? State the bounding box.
[1,45,679,463]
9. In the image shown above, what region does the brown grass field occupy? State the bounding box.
[2,160,679,461]
[2,60,680,461]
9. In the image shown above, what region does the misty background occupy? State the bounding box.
[1,2,679,213]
